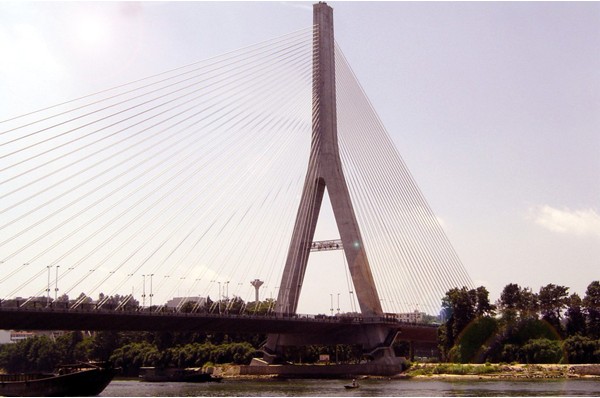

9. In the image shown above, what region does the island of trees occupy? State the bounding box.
[439,281,600,364]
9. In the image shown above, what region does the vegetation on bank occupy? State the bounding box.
[405,362,598,378]
[0,330,260,375]
[439,281,600,364]
[407,362,502,376]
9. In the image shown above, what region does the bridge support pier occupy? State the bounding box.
[263,323,403,365]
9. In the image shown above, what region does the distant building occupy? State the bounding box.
[9,331,35,343]
[0,330,11,344]
[397,310,425,323]
[165,296,206,308]
[0,330,66,344]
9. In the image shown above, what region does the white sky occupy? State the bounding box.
[0,1,599,313]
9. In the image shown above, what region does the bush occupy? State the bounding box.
[563,335,600,363]
[521,339,562,364]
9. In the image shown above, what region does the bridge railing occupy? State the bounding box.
[0,300,438,328]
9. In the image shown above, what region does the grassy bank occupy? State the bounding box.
[406,363,600,379]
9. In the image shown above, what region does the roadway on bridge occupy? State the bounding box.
[0,307,437,344]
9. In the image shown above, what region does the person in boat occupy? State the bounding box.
[352,379,357,387]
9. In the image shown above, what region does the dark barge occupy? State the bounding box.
[0,362,115,397]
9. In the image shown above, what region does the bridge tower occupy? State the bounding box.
[266,2,392,359]
[275,2,381,318]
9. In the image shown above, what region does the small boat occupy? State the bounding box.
[139,367,223,383]
[0,362,115,397]
[344,379,360,389]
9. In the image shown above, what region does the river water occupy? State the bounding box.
[100,378,600,396]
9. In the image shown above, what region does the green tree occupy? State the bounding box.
[439,286,493,360]
[563,335,600,363]
[55,331,84,364]
[451,316,499,363]
[521,338,562,364]
[498,283,521,322]
[565,293,586,337]
[518,287,539,319]
[475,286,496,317]
[538,283,568,335]
[583,281,600,338]
[91,331,120,361]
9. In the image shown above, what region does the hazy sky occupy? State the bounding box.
[1,1,599,312]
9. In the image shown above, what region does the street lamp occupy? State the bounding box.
[330,293,333,316]
[46,265,53,306]
[216,281,222,314]
[54,265,60,301]
[149,274,154,307]
[142,274,146,308]
[337,293,340,314]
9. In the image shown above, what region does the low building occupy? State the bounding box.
[397,310,425,323]
[0,330,11,344]
[10,331,35,342]
[165,296,206,308]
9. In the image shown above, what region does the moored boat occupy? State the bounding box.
[139,367,222,383]
[0,362,115,397]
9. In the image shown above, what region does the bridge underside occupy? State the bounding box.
[0,308,436,348]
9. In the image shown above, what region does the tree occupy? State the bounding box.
[583,281,600,338]
[565,293,586,337]
[563,335,600,363]
[521,338,562,364]
[498,283,521,322]
[439,286,493,360]
[55,331,85,364]
[475,286,496,317]
[518,287,539,319]
[538,283,568,335]
[57,293,69,302]
[451,316,499,363]
[91,331,120,361]
[498,284,539,322]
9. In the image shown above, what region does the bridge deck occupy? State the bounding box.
[0,307,437,343]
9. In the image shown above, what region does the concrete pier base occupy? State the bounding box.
[235,356,408,378]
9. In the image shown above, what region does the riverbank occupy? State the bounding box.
[213,363,600,381]
[405,363,600,380]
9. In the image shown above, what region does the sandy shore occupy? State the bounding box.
[213,363,600,380]
[405,363,600,380]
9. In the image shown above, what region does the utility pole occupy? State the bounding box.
[330,293,333,316]
[46,265,52,306]
[142,274,146,308]
[54,265,60,302]
[149,274,154,307]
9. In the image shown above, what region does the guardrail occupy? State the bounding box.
[0,303,438,328]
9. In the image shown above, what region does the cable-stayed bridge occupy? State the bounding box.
[0,3,471,359]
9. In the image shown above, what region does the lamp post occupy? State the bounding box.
[337,293,340,314]
[217,281,221,314]
[330,293,333,316]
[142,274,146,308]
[54,265,60,301]
[149,274,154,307]
[46,265,52,306]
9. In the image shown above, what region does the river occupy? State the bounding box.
[100,378,600,396]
